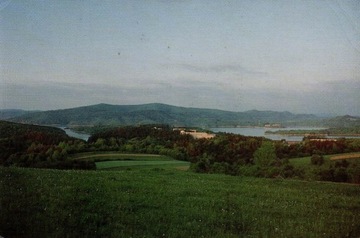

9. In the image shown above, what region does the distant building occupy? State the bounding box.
[264,123,282,128]
[174,128,215,139]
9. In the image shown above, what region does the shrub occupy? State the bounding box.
[311,154,324,166]
[335,159,349,168]
[333,168,348,182]
[317,168,334,181]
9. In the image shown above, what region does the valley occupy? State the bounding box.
[1,105,360,237]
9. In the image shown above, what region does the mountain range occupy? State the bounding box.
[2,103,322,128]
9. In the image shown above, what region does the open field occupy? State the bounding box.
[70,151,190,170]
[70,151,171,161]
[96,160,190,170]
[1,166,360,237]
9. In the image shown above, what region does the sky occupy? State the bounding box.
[0,0,359,116]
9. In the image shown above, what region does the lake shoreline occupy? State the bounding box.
[211,127,358,141]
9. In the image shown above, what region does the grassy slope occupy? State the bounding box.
[289,152,360,180]
[1,167,360,237]
[69,151,190,170]
[96,160,189,170]
[69,152,172,161]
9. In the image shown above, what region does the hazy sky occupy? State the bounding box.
[1,0,359,115]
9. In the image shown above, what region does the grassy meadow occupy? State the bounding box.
[69,152,190,170]
[1,156,360,237]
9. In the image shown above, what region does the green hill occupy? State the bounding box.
[7,103,319,127]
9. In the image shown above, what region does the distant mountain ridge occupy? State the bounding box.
[323,115,360,128]
[6,103,320,128]
[0,109,40,120]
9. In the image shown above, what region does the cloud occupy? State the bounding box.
[2,76,359,116]
[167,63,268,76]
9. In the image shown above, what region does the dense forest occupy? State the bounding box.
[1,121,360,183]
[0,121,94,169]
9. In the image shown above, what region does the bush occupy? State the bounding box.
[335,160,349,168]
[348,165,360,184]
[311,154,324,166]
[191,156,211,173]
[333,168,349,182]
[317,168,334,181]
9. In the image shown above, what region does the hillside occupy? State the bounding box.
[7,103,319,127]
[0,120,68,139]
[323,115,360,128]
[0,120,95,169]
[0,109,37,120]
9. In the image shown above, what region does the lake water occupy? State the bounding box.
[60,127,91,141]
[60,126,358,142]
[210,127,328,142]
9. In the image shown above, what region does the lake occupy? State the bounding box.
[211,127,328,142]
[61,126,358,142]
[60,127,91,141]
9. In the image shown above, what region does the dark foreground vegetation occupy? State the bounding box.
[1,167,360,237]
[0,121,95,170]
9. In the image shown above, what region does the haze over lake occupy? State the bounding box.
[63,125,360,142]
[212,127,327,141]
[61,127,90,141]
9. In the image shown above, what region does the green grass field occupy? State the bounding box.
[1,164,360,237]
[69,151,190,170]
[96,160,190,170]
[70,151,173,162]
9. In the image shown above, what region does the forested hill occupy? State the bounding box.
[323,115,360,128]
[0,120,69,141]
[7,103,318,127]
[0,109,38,120]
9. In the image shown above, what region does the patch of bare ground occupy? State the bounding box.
[74,153,161,160]
[330,153,360,160]
[175,165,190,171]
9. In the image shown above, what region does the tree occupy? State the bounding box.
[94,138,107,150]
[253,141,277,167]
[311,154,324,166]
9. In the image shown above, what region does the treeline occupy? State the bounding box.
[308,154,360,183]
[1,121,360,183]
[0,121,95,170]
[88,125,360,182]
[0,123,195,169]
[182,133,360,184]
[88,125,194,161]
[188,135,360,183]
[266,126,360,136]
[274,138,360,159]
